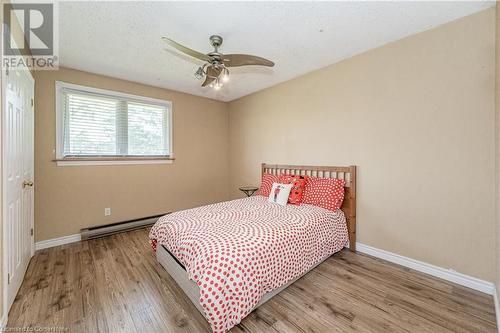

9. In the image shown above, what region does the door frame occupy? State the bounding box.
[1,65,35,324]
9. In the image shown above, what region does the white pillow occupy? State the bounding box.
[268,183,293,206]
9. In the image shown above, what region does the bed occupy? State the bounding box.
[149,163,357,333]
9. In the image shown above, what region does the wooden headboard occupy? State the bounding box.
[261,163,357,252]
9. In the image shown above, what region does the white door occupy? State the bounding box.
[3,66,34,310]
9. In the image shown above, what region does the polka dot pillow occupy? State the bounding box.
[302,177,346,211]
[256,173,280,197]
[279,174,308,205]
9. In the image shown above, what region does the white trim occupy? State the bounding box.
[2,50,7,331]
[55,81,171,109]
[56,159,174,167]
[29,238,500,303]
[0,312,6,332]
[35,234,81,251]
[54,81,173,163]
[26,238,500,317]
[494,286,500,333]
[356,242,495,295]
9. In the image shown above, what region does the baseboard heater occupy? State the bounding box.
[80,213,169,240]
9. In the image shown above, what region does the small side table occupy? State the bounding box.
[239,186,258,197]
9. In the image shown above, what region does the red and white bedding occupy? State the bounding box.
[149,196,348,333]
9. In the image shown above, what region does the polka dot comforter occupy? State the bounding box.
[149,195,348,333]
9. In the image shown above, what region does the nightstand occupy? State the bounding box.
[239,186,258,197]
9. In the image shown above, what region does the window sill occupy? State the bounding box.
[53,157,175,167]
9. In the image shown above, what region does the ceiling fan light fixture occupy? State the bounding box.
[221,68,229,83]
[162,35,274,89]
[213,78,223,90]
[194,67,204,80]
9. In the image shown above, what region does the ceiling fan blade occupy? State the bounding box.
[161,37,212,62]
[223,54,274,67]
[201,66,221,87]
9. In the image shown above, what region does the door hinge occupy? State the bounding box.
[31,99,33,107]
[30,228,33,236]
[7,273,10,284]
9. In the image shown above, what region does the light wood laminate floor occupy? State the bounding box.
[7,228,496,332]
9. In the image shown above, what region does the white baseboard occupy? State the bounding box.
[356,242,495,295]
[28,236,500,327]
[493,286,500,333]
[0,312,6,331]
[35,233,81,251]
[34,237,496,294]
[31,237,499,295]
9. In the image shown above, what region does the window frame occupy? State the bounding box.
[55,81,173,166]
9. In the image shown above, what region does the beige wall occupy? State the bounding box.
[229,9,496,281]
[496,3,500,304]
[34,68,230,241]
[27,5,499,285]
[0,0,494,326]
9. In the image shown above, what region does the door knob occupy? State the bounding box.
[22,181,33,188]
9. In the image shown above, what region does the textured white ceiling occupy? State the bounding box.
[59,1,494,102]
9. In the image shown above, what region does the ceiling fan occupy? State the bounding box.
[162,35,275,90]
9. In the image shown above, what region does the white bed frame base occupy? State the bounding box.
[156,245,332,316]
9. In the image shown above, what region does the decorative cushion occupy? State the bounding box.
[302,177,346,211]
[268,183,293,206]
[256,173,280,197]
[279,174,308,204]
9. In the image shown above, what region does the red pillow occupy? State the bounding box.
[279,174,308,204]
[302,177,346,211]
[256,173,279,197]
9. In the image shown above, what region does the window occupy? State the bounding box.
[55,82,172,165]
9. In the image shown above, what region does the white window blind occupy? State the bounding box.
[57,82,171,159]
